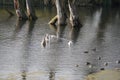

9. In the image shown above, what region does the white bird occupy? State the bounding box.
[68,41,73,47]
[50,35,56,38]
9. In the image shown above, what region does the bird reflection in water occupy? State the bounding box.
[43,23,82,47]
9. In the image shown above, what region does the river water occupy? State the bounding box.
[0,7,120,80]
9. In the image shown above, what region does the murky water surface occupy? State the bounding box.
[0,7,120,80]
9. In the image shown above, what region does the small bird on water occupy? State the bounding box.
[68,40,73,47]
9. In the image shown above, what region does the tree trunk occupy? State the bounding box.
[26,0,37,20]
[48,0,67,25]
[56,0,67,26]
[68,0,82,27]
[13,0,27,20]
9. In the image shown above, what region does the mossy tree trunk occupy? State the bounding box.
[13,0,27,20]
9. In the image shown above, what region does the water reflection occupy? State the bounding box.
[56,25,66,39]
[28,20,36,36]
[97,8,110,41]
[19,20,36,80]
[49,23,82,44]
[13,19,26,38]
[0,7,120,80]
[69,25,82,44]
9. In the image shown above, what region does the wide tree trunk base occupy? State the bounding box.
[70,17,82,27]
[28,15,37,20]
[17,16,28,21]
[26,0,37,21]
[68,0,82,27]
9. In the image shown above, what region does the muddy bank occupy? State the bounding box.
[85,69,120,80]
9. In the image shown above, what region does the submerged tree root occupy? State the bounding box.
[48,15,58,25]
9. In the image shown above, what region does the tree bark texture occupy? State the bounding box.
[13,0,27,20]
[26,0,37,20]
[56,0,67,26]
[68,0,81,27]
[49,0,82,27]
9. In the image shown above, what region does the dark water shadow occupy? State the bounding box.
[20,20,36,80]
[79,8,103,75]
[47,24,68,80]
[96,8,111,41]
[49,24,67,41]
[85,8,113,75]
[28,20,36,36]
[57,25,66,39]
[95,8,120,70]
[49,24,57,33]
[69,25,82,44]
[13,19,27,38]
